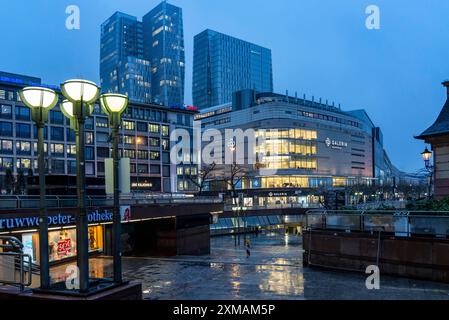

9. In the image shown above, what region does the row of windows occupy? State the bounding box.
[255,129,318,141]
[176,166,198,176]
[299,110,360,128]
[1,88,186,128]
[121,122,170,136]
[259,176,348,189]
[0,90,16,101]
[1,142,171,164]
[86,147,167,162]
[0,125,170,152]
[123,106,168,123]
[133,164,170,176]
[0,140,76,157]
[256,141,317,157]
[120,135,169,149]
[257,157,318,170]
[0,157,69,173]
[0,104,69,125]
[0,155,172,177]
[1,106,174,136]
[0,123,76,141]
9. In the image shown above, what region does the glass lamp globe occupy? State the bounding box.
[421,147,432,162]
[61,100,94,120]
[61,79,100,104]
[61,100,75,119]
[100,93,129,115]
[19,87,58,110]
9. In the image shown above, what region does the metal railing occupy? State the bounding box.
[351,200,407,210]
[223,203,322,211]
[0,236,33,291]
[305,209,449,238]
[0,194,224,210]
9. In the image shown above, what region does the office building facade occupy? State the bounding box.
[143,1,185,107]
[195,90,401,207]
[0,71,197,194]
[100,1,185,107]
[193,29,273,110]
[100,12,152,104]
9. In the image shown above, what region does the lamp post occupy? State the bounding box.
[61,79,100,293]
[227,139,241,246]
[100,93,128,284]
[19,87,58,290]
[421,147,434,200]
[135,137,143,192]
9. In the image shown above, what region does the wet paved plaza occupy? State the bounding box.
[43,231,449,300]
[118,231,449,300]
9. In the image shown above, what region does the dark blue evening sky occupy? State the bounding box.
[1,0,448,173]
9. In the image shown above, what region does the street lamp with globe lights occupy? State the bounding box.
[421,147,434,200]
[100,93,129,284]
[19,86,58,290]
[60,79,100,293]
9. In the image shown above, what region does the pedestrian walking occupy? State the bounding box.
[245,239,251,258]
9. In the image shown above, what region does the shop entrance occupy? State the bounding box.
[257,195,319,207]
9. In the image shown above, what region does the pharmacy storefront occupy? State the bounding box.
[0,207,131,265]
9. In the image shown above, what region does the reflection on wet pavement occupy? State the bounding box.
[48,231,449,300]
[121,231,449,300]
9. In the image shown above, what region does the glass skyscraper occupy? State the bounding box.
[193,29,273,110]
[100,12,152,104]
[143,1,185,107]
[100,1,185,106]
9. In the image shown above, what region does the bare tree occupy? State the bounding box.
[4,168,15,195]
[223,163,247,203]
[221,163,248,246]
[187,162,217,196]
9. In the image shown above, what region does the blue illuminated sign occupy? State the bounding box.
[0,76,59,91]
[0,210,113,231]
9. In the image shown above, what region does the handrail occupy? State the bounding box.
[0,236,24,252]
[224,203,323,211]
[0,194,224,210]
[305,209,449,238]
[305,209,449,217]
[0,236,33,291]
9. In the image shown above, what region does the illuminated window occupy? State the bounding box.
[161,125,169,137]
[122,135,134,145]
[161,139,169,151]
[123,121,135,131]
[1,140,13,154]
[96,117,108,128]
[333,178,347,187]
[67,145,76,158]
[16,141,31,155]
[150,137,160,147]
[150,151,160,161]
[149,123,160,133]
[17,158,31,169]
